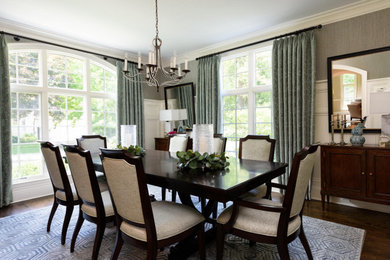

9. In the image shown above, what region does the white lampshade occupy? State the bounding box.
[121,125,137,147]
[160,109,180,121]
[193,124,214,154]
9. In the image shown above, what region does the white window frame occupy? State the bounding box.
[9,43,117,184]
[220,44,273,155]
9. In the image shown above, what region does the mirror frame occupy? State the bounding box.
[327,45,390,133]
[164,82,196,124]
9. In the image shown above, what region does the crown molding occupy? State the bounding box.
[181,0,390,61]
[0,17,140,62]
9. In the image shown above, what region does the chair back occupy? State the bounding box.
[40,141,71,194]
[64,145,104,214]
[282,144,319,218]
[213,134,227,155]
[100,149,156,236]
[76,135,107,155]
[239,135,275,161]
[169,136,188,152]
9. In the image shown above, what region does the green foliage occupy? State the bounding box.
[117,145,146,157]
[176,150,230,171]
[19,133,37,143]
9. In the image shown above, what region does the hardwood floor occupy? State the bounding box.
[1,196,389,259]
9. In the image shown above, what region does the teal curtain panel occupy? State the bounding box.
[117,61,145,147]
[272,31,316,185]
[177,84,194,127]
[0,34,13,207]
[196,55,221,133]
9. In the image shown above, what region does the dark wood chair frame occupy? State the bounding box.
[100,148,206,260]
[239,135,277,198]
[63,145,115,260]
[40,141,80,245]
[216,144,319,260]
[76,135,107,150]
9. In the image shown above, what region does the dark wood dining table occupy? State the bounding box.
[94,149,287,259]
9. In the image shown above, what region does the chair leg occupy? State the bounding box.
[146,246,157,260]
[161,187,166,201]
[61,205,74,245]
[111,231,124,260]
[197,225,205,260]
[216,224,225,260]
[172,190,177,202]
[47,199,58,232]
[276,241,290,260]
[92,221,106,260]
[299,227,313,260]
[71,210,84,253]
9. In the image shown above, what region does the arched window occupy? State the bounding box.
[9,44,117,182]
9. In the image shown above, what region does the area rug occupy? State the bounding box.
[0,187,365,260]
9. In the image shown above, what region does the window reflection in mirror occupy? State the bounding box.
[328,47,390,132]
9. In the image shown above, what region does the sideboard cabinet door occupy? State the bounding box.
[367,149,390,202]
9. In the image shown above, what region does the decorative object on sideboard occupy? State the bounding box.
[120,125,137,147]
[192,124,214,154]
[160,109,188,135]
[339,114,347,145]
[329,115,336,145]
[350,116,367,146]
[122,0,190,92]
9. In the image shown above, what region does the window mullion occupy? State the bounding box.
[248,51,255,135]
[41,49,49,141]
[86,59,92,134]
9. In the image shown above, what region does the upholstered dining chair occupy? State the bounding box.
[40,141,80,245]
[76,134,108,191]
[216,144,319,260]
[76,134,107,155]
[63,145,115,260]
[239,135,276,199]
[100,148,206,260]
[213,134,227,155]
[162,135,189,202]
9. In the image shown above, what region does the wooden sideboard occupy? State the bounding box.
[154,137,193,151]
[321,144,390,208]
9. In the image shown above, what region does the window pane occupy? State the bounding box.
[343,74,356,84]
[223,59,235,76]
[237,95,248,109]
[90,63,116,93]
[256,123,272,135]
[48,53,84,90]
[236,56,248,73]
[237,109,248,123]
[223,76,235,90]
[223,124,236,137]
[237,72,248,89]
[255,50,272,85]
[18,65,39,85]
[256,107,272,123]
[9,64,16,83]
[223,96,236,110]
[91,77,104,92]
[10,51,40,86]
[256,91,271,107]
[236,124,248,137]
[223,110,235,124]
[18,93,40,109]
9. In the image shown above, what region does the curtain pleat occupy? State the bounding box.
[177,85,194,127]
[272,31,316,186]
[0,34,12,207]
[117,61,144,147]
[196,55,221,133]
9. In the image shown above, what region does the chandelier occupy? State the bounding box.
[123,0,190,92]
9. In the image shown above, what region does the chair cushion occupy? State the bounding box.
[217,198,301,237]
[55,184,78,201]
[81,191,114,217]
[240,184,267,200]
[120,201,204,242]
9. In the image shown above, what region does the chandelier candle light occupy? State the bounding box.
[123,0,190,92]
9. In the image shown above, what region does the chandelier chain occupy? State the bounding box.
[155,0,159,38]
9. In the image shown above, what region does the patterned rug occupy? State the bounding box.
[0,187,365,260]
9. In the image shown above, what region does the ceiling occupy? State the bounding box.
[0,0,362,58]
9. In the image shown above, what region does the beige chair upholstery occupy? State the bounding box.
[77,135,106,155]
[100,149,206,260]
[213,135,227,155]
[41,147,65,190]
[216,145,319,260]
[81,191,114,217]
[55,184,78,201]
[239,135,276,199]
[169,136,188,152]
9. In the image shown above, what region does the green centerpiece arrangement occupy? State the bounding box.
[117,145,146,156]
[176,150,230,171]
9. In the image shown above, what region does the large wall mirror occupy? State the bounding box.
[164,82,195,127]
[327,46,390,133]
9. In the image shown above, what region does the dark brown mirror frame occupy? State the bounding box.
[327,45,390,133]
[164,82,196,124]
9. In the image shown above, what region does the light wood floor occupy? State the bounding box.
[1,196,389,259]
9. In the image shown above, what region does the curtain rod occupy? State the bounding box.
[196,24,322,60]
[0,31,137,64]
